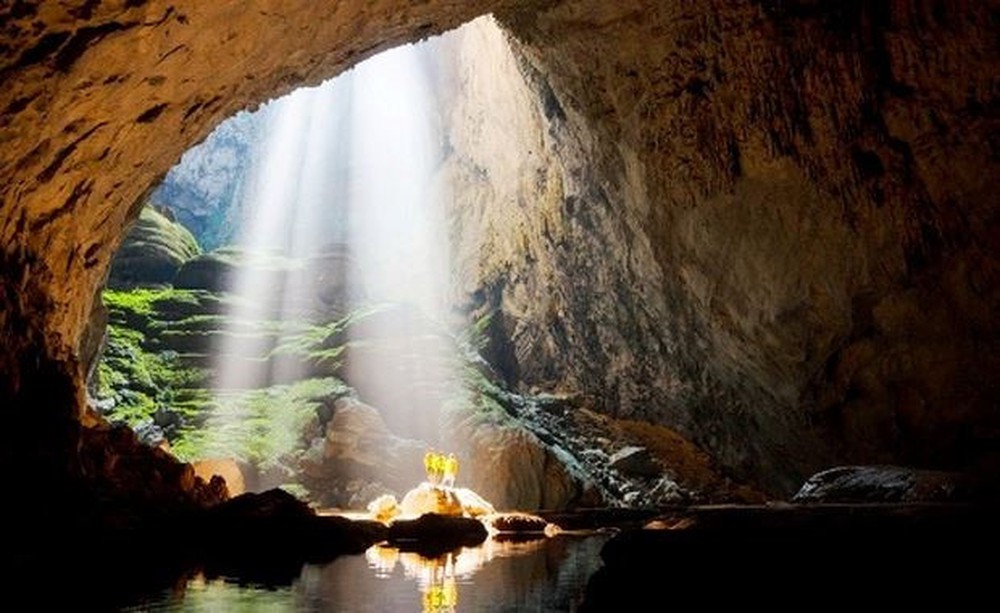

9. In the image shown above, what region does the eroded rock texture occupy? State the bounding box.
[1,0,997,500]
[479,1,999,492]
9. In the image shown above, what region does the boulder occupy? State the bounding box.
[387,513,488,555]
[484,511,550,534]
[299,397,428,505]
[192,458,246,497]
[608,446,662,479]
[108,206,201,288]
[792,465,973,503]
[399,483,465,517]
[452,487,496,517]
[204,489,388,575]
[367,494,401,523]
[445,410,583,510]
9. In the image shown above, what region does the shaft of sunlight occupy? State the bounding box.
[207,37,459,469]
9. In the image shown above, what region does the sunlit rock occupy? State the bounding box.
[192,458,246,497]
[452,487,496,517]
[399,483,465,517]
[443,406,585,510]
[483,512,550,534]
[367,494,401,523]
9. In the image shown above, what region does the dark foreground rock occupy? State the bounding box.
[198,489,386,584]
[581,504,1000,610]
[388,513,488,557]
[792,465,975,503]
[0,488,386,608]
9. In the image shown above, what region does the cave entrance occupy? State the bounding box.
[95,19,488,506]
[92,13,748,524]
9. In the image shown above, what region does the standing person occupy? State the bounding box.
[424,449,437,484]
[432,451,445,485]
[443,453,458,488]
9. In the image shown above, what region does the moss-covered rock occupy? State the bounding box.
[108,206,201,289]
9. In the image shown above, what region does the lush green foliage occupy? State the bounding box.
[96,321,207,429]
[171,377,351,467]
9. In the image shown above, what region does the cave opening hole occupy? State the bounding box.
[93,16,511,510]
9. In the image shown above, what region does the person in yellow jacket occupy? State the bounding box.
[424,449,437,484]
[432,452,446,485]
[442,453,458,488]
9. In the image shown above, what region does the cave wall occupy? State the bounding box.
[477,0,998,491]
[1,0,997,497]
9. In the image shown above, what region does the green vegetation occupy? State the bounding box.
[97,270,521,502]
[97,282,356,478]
[171,377,351,468]
[96,318,207,431]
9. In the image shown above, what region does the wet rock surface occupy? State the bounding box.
[792,465,976,503]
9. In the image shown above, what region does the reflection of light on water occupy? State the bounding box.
[423,576,458,613]
[364,536,549,611]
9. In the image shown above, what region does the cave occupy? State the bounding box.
[1,0,997,608]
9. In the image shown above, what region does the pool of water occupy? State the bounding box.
[127,533,610,612]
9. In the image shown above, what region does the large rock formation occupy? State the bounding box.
[438,3,999,492]
[0,0,996,505]
[107,205,201,288]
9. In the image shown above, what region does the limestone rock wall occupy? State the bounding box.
[475,0,999,491]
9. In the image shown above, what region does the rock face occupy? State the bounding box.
[173,245,356,320]
[437,4,1000,493]
[444,405,587,511]
[0,0,997,507]
[299,397,427,507]
[107,206,201,289]
[152,111,264,251]
[792,465,973,503]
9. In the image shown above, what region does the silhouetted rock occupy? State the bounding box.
[388,513,488,556]
[205,489,387,565]
[582,504,1000,610]
[792,465,973,503]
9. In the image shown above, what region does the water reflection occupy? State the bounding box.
[366,537,553,612]
[134,534,608,612]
